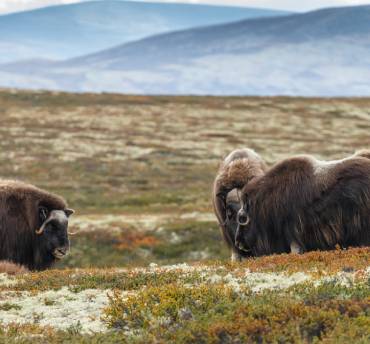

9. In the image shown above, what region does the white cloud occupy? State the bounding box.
[0,0,369,15]
[0,0,84,15]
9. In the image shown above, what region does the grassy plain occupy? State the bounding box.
[0,89,369,342]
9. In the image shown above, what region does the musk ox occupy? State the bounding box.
[213,149,370,259]
[213,149,268,261]
[0,180,74,271]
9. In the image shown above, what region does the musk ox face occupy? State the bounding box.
[0,180,75,271]
[36,207,74,260]
[225,201,240,235]
[234,202,254,256]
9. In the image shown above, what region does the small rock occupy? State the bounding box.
[178,308,193,321]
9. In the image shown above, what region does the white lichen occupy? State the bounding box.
[0,274,17,287]
[0,288,110,333]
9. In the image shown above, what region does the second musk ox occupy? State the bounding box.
[0,180,74,271]
[213,149,267,261]
[213,149,370,260]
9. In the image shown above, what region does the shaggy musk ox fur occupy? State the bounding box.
[213,149,268,261]
[0,180,74,271]
[213,149,370,259]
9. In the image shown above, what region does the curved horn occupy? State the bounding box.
[35,224,46,235]
[65,209,75,217]
[65,209,76,235]
[36,210,70,236]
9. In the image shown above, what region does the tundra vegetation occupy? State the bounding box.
[0,89,369,342]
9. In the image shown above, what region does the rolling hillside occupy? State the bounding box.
[1,5,370,96]
[0,0,288,63]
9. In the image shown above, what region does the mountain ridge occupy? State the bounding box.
[0,0,290,63]
[1,4,370,96]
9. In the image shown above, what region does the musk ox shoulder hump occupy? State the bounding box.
[312,150,370,176]
[354,149,370,160]
[312,154,370,186]
[0,180,67,210]
[266,155,315,179]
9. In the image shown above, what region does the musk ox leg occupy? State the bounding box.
[290,241,303,254]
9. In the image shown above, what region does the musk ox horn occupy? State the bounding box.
[65,208,75,217]
[35,227,44,235]
[36,210,72,235]
[66,209,76,235]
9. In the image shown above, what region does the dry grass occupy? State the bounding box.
[1,89,370,267]
[1,90,370,215]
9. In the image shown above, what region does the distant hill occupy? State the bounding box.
[0,0,289,63]
[1,5,370,96]
[65,5,370,67]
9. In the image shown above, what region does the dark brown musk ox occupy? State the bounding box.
[213,149,268,261]
[213,149,370,259]
[0,180,74,271]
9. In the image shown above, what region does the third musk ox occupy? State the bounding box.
[0,180,74,271]
[213,149,370,260]
[213,149,267,261]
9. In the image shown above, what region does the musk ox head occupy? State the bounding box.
[36,206,74,261]
[0,180,74,271]
[212,149,267,259]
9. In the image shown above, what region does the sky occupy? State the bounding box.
[0,0,369,15]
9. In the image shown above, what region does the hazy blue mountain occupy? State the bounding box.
[1,5,370,96]
[65,5,370,68]
[0,0,289,63]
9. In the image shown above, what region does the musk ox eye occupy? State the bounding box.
[39,207,49,224]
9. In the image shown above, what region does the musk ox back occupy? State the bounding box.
[0,180,74,271]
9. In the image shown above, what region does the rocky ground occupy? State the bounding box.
[0,90,369,342]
